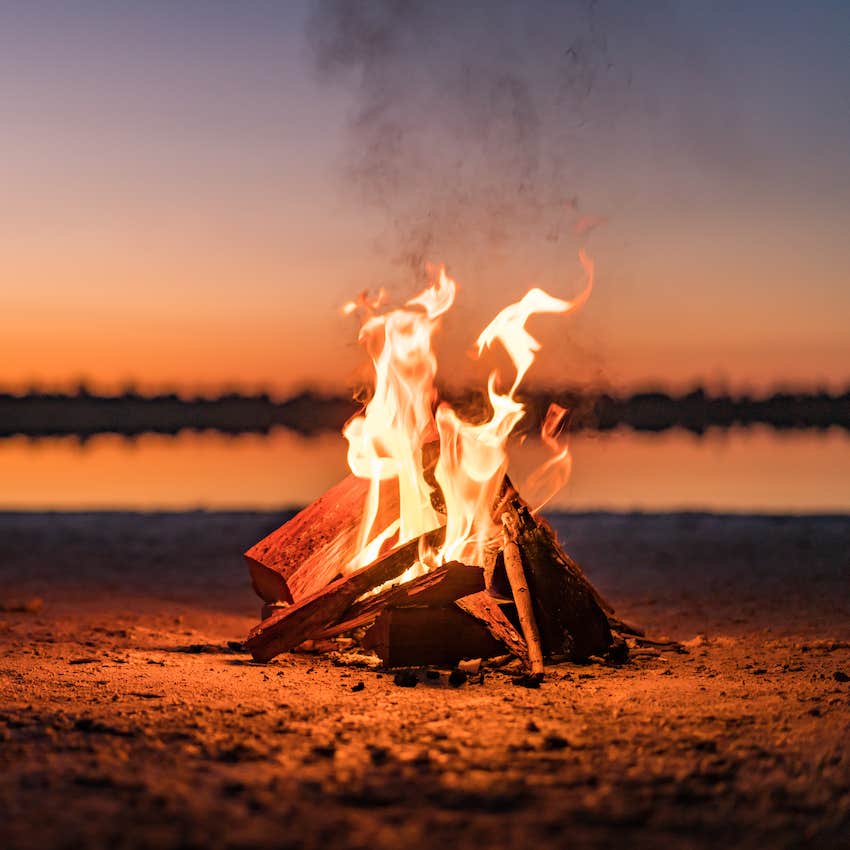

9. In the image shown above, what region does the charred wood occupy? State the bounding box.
[362,605,507,668]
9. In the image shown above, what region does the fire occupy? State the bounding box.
[343,251,594,580]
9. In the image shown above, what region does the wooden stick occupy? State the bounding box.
[501,515,545,677]
[502,499,613,660]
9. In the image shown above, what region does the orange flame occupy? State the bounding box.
[521,402,573,513]
[343,251,594,580]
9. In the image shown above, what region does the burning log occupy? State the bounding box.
[245,445,443,604]
[244,489,624,670]
[245,474,381,604]
[362,605,508,668]
[501,499,613,661]
[245,527,444,662]
[315,561,484,638]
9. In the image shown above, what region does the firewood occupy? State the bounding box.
[245,527,445,662]
[501,525,545,678]
[490,477,627,626]
[293,637,355,653]
[315,562,484,638]
[492,473,520,521]
[261,601,288,621]
[456,658,482,675]
[456,592,529,667]
[245,474,379,604]
[501,499,613,660]
[361,605,508,668]
[245,443,444,604]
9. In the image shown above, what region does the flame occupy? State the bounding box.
[343,251,594,579]
[342,268,455,570]
[475,249,594,396]
[521,402,573,513]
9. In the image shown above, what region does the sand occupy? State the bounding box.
[1,510,849,849]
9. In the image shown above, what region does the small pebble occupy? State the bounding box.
[369,746,389,765]
[542,734,569,751]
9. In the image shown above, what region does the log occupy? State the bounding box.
[245,526,445,662]
[245,443,444,604]
[245,474,381,604]
[261,601,288,621]
[502,499,613,660]
[362,605,508,668]
[456,591,529,667]
[490,482,620,618]
[315,562,484,638]
[501,527,545,677]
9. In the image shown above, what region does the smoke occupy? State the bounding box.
[306,0,654,278]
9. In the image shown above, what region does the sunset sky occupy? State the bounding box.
[3,1,850,396]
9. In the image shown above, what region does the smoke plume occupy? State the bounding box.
[307,0,657,278]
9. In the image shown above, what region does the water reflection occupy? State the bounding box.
[1,427,848,513]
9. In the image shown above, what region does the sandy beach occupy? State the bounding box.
[1,510,849,849]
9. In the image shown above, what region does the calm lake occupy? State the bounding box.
[2,426,848,513]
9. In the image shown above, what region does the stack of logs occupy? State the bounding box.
[244,471,636,678]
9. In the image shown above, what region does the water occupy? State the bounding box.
[1,426,848,513]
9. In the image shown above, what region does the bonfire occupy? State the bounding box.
[244,253,639,681]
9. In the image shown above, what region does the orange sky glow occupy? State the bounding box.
[3,2,849,397]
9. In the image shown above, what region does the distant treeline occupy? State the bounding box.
[1,387,849,439]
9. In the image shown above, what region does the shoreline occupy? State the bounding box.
[1,511,848,849]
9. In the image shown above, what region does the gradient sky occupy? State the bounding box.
[2,0,849,396]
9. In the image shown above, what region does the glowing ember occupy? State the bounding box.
[343,252,594,580]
